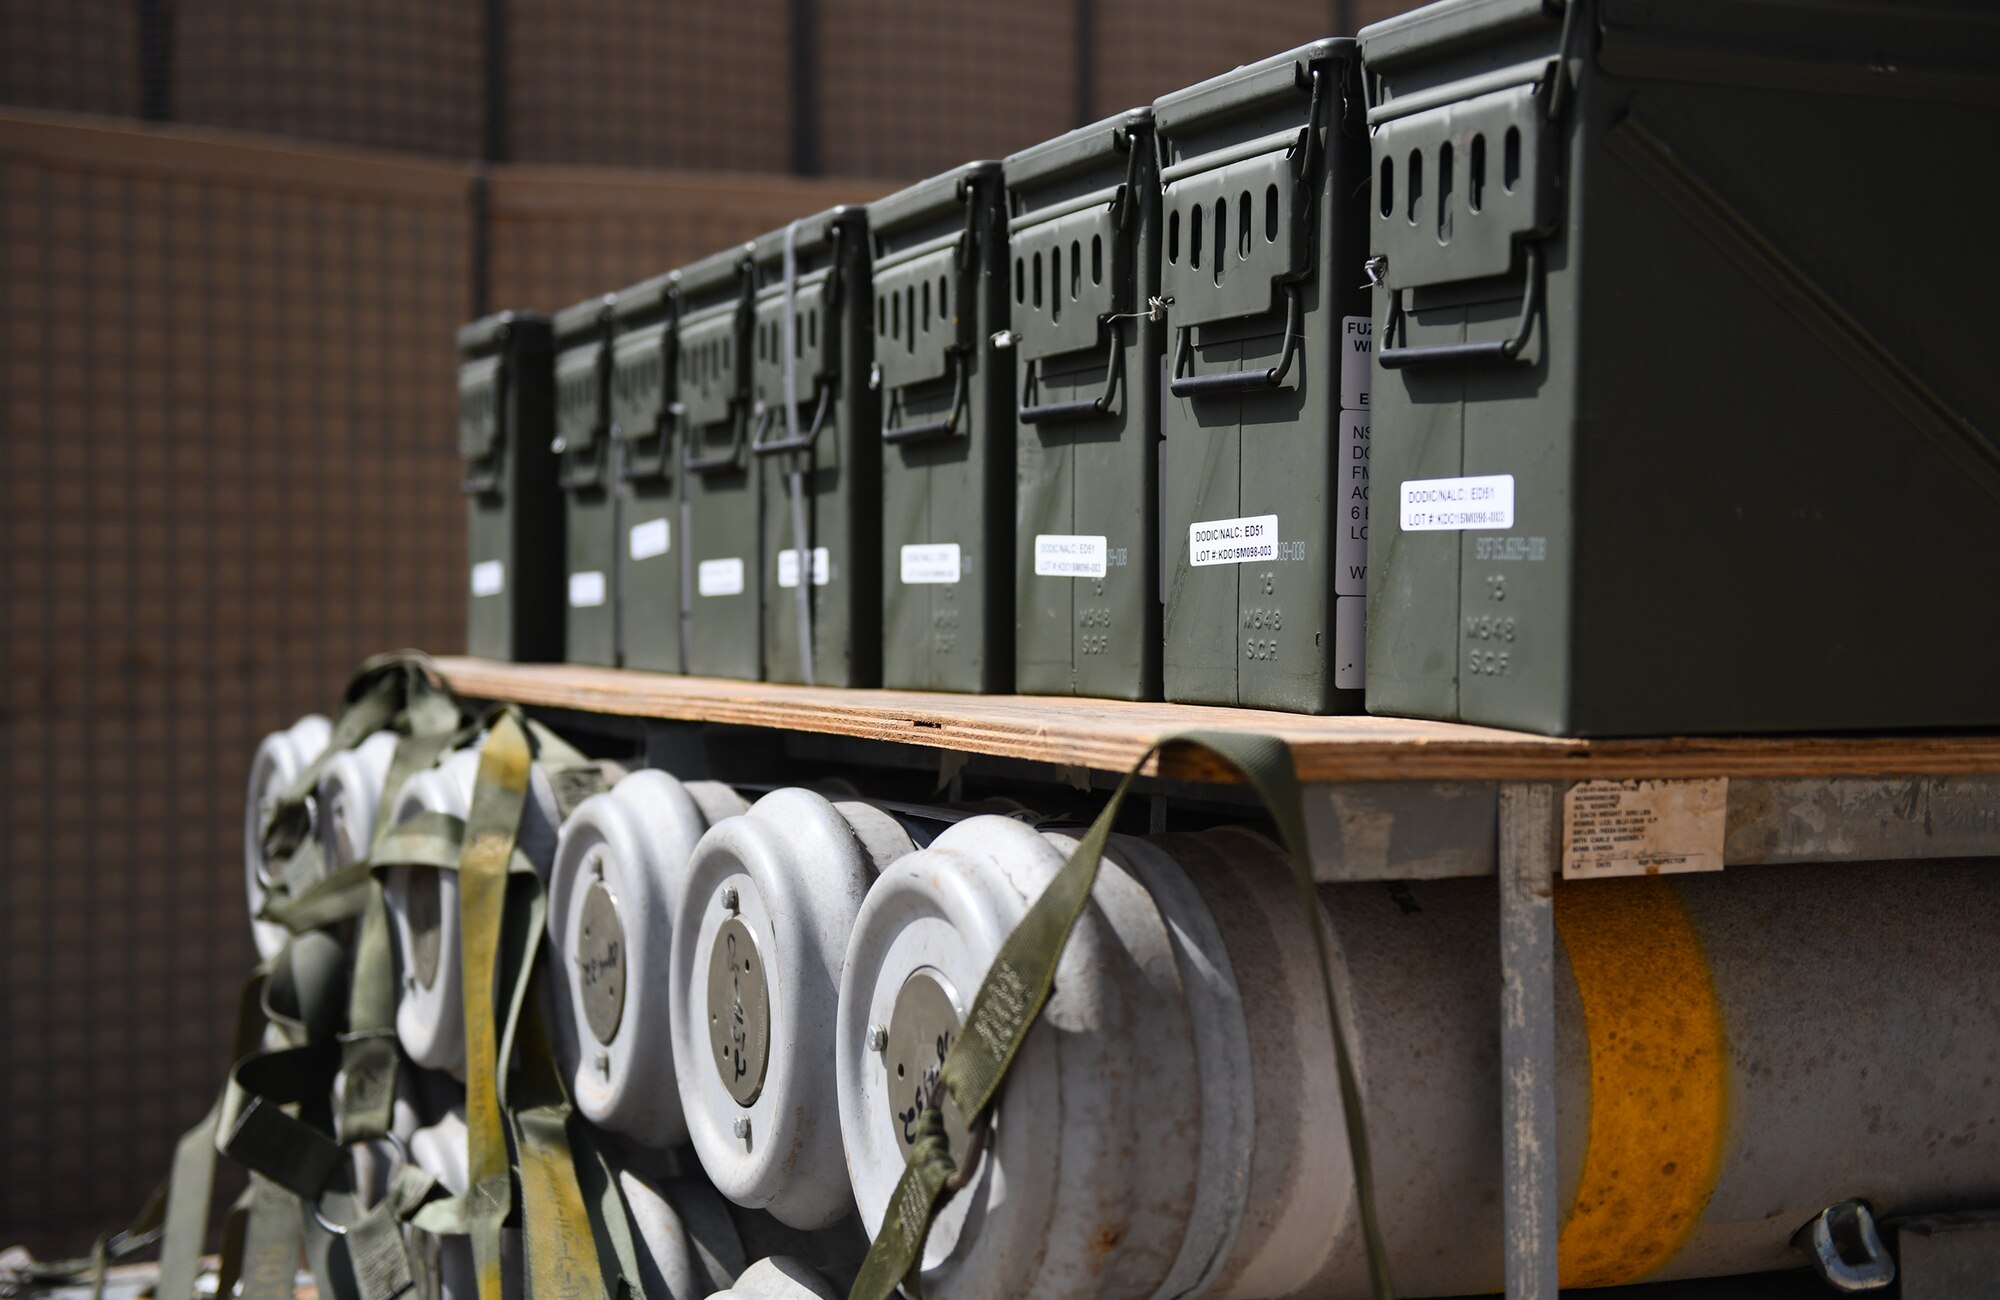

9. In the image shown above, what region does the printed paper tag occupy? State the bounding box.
[1340,315,1372,410]
[1400,474,1514,531]
[1562,779,1728,880]
[1034,534,1108,579]
[568,570,607,608]
[900,543,962,585]
[697,557,745,597]
[777,547,830,588]
[1189,515,1278,567]
[1336,411,1369,596]
[629,517,670,561]
[470,560,504,598]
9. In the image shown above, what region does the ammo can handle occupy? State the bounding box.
[1377,244,1542,371]
[617,428,670,482]
[882,412,960,444]
[1019,397,1109,424]
[459,458,502,496]
[1168,284,1302,398]
[751,386,832,457]
[683,414,749,473]
[1020,324,1124,426]
[882,350,969,445]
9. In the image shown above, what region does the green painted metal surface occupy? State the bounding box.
[459,311,561,662]
[610,272,682,673]
[868,163,1017,693]
[1362,0,2000,735]
[1005,108,1164,701]
[679,246,763,681]
[1155,41,1372,714]
[555,295,619,667]
[751,206,882,687]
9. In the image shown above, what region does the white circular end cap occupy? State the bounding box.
[316,730,400,870]
[548,770,729,1148]
[670,788,888,1228]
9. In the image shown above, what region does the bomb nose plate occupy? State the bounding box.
[707,915,771,1106]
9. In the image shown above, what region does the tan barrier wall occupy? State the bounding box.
[487,164,883,311]
[0,0,144,119]
[2,1,1423,177]
[0,111,474,1250]
[172,0,487,158]
[816,0,1078,178]
[506,0,794,173]
[0,109,889,1254]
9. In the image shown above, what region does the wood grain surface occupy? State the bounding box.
[434,657,2000,783]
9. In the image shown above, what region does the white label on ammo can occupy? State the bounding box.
[567,570,607,608]
[900,543,962,585]
[470,560,505,597]
[777,547,830,588]
[1341,315,1372,410]
[628,517,670,560]
[697,557,745,597]
[1188,514,1278,567]
[1399,474,1515,531]
[1034,534,1108,579]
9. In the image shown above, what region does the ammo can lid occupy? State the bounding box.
[1151,38,1354,134]
[554,293,616,345]
[676,243,754,301]
[865,160,1003,239]
[456,309,551,357]
[750,205,864,273]
[1003,107,1151,193]
[1358,0,1558,71]
[611,270,675,325]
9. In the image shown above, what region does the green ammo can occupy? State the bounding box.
[676,246,762,680]
[1154,41,1373,713]
[554,295,618,666]
[1361,0,2000,735]
[459,311,562,662]
[1004,108,1164,701]
[869,163,1016,693]
[751,207,882,687]
[610,272,682,673]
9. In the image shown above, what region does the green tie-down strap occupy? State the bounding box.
[373,713,624,1300]
[260,651,462,872]
[847,731,1395,1300]
[143,966,280,1300]
[339,727,462,1146]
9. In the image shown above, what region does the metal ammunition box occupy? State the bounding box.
[1361,0,2000,735]
[610,272,682,673]
[554,295,618,666]
[1004,109,1164,701]
[459,310,561,662]
[677,246,762,681]
[1154,41,1373,713]
[868,162,1016,693]
[751,207,882,688]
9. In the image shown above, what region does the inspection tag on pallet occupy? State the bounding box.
[1562,778,1727,880]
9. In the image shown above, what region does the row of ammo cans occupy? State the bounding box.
[460,39,1374,713]
[462,1,2000,735]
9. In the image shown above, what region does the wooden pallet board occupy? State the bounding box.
[434,657,2000,784]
